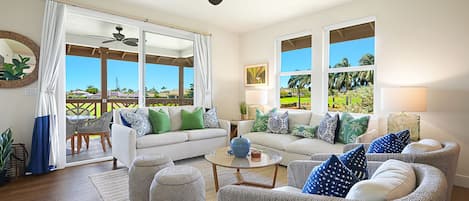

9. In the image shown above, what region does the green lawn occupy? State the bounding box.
[280,97,311,104]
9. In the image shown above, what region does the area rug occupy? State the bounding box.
[89,157,287,201]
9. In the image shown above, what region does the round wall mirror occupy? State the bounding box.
[0,31,39,88]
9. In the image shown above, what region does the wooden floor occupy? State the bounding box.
[0,160,468,201]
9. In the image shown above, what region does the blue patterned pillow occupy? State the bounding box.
[340,145,368,180]
[367,134,405,153]
[302,155,359,197]
[395,130,410,145]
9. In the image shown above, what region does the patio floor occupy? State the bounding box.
[66,136,112,163]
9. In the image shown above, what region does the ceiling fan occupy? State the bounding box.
[209,0,222,5]
[102,26,138,47]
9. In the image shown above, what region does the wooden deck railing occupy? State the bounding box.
[66,98,194,117]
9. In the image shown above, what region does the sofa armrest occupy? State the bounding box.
[310,153,338,161]
[287,160,324,189]
[218,119,231,145]
[218,185,341,201]
[343,143,371,153]
[237,120,254,136]
[111,123,137,167]
[355,129,379,143]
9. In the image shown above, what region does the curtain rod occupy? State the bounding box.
[53,0,212,36]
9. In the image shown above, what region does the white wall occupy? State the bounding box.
[0,0,241,158]
[239,0,469,187]
[0,0,44,155]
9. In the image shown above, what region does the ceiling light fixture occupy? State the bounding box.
[209,0,222,6]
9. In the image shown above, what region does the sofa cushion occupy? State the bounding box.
[317,113,339,144]
[309,112,324,127]
[148,109,171,134]
[121,110,152,137]
[340,145,368,180]
[185,128,227,141]
[136,132,188,149]
[346,159,416,201]
[267,111,289,134]
[181,107,204,130]
[252,108,277,132]
[291,125,317,138]
[367,133,405,153]
[243,132,300,151]
[168,106,197,131]
[338,113,369,144]
[395,130,411,145]
[288,111,312,131]
[203,108,220,128]
[401,139,442,154]
[285,138,344,155]
[302,155,359,197]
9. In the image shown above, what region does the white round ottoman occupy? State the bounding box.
[129,155,174,201]
[149,165,205,201]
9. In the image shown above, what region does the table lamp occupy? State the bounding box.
[381,87,427,141]
[245,90,268,120]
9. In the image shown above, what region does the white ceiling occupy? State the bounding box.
[66,13,194,57]
[126,0,353,32]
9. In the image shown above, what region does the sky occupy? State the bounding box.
[280,37,374,87]
[66,55,194,92]
[66,37,373,92]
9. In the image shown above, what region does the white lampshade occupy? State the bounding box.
[245,90,267,105]
[381,87,427,112]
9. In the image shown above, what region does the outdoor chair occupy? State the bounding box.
[76,112,113,153]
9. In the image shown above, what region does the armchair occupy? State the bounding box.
[310,141,460,200]
[218,160,447,201]
[76,112,113,153]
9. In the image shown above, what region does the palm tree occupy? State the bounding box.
[333,58,351,68]
[359,53,374,66]
[288,75,311,109]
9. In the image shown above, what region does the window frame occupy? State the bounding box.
[275,31,313,110]
[323,17,377,114]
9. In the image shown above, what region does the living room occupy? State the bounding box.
[0,0,468,200]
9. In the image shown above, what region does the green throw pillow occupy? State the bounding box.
[148,109,171,134]
[251,108,277,132]
[291,124,318,138]
[338,113,370,144]
[181,107,204,130]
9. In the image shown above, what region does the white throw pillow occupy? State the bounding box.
[401,139,442,154]
[345,159,416,201]
[288,111,312,131]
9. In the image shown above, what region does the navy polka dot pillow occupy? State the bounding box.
[367,133,405,153]
[339,145,368,180]
[302,155,359,197]
[395,129,410,145]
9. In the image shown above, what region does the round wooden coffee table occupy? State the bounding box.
[204,146,282,192]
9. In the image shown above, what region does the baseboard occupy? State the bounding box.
[455,174,469,188]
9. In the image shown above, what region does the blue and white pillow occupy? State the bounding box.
[340,145,368,180]
[121,110,152,137]
[367,134,405,153]
[302,155,359,197]
[395,130,410,145]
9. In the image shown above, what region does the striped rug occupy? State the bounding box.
[89,157,287,201]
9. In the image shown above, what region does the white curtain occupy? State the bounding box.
[28,0,66,174]
[194,34,213,108]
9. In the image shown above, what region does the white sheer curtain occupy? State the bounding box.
[194,34,213,108]
[28,0,66,174]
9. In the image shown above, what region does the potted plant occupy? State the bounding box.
[0,128,13,186]
[240,102,248,120]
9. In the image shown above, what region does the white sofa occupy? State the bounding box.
[237,111,378,166]
[112,106,230,168]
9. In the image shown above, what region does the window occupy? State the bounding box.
[66,55,101,99]
[278,34,312,110]
[144,31,194,106]
[326,19,375,114]
[107,59,138,99]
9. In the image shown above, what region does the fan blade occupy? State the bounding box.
[102,39,117,44]
[123,38,138,46]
